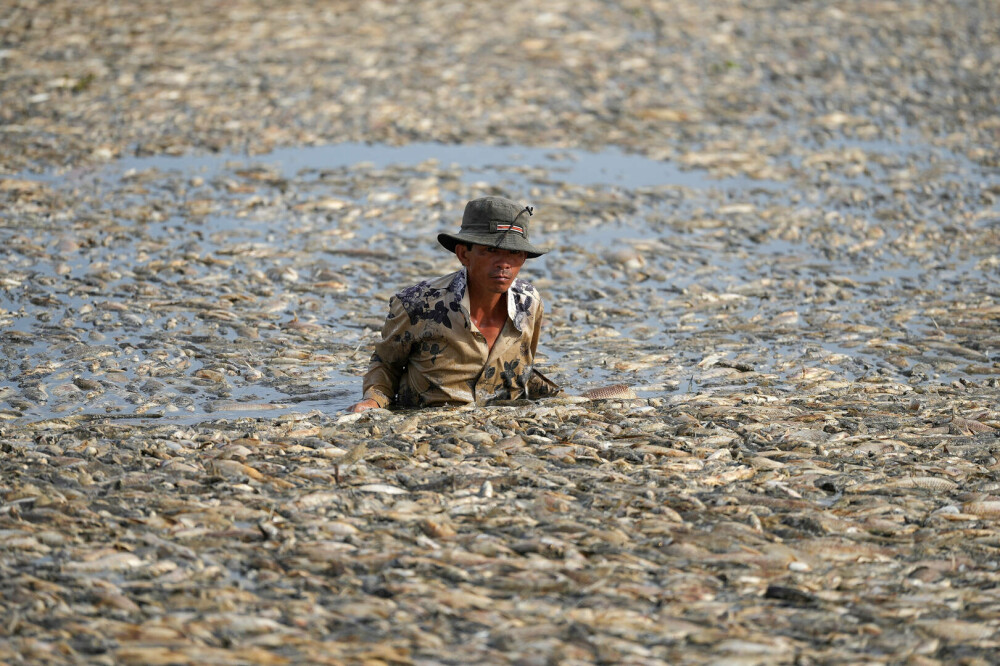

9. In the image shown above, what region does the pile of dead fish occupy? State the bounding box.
[2,0,1000,663]
[1,386,999,664]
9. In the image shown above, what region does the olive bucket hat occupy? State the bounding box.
[437,196,548,258]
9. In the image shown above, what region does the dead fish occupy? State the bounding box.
[849,476,959,493]
[962,501,1000,517]
[207,400,286,412]
[949,417,996,435]
[581,384,638,400]
[65,552,144,573]
[355,483,408,495]
[915,619,996,641]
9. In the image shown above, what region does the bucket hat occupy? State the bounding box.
[438,196,547,258]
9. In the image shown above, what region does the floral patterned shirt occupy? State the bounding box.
[361,268,558,408]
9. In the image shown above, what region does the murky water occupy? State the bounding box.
[2,134,998,423]
[103,142,772,190]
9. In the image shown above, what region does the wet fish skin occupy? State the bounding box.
[580,384,638,400]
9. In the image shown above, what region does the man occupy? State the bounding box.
[348,196,558,412]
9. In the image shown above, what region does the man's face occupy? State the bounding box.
[455,244,527,295]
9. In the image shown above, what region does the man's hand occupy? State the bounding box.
[348,399,380,413]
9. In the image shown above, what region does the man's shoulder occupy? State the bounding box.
[394,271,462,308]
[511,278,542,310]
[509,278,543,328]
[511,277,540,300]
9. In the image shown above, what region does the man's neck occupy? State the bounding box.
[467,285,506,322]
[466,285,507,351]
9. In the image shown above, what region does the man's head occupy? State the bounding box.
[438,196,547,258]
[455,243,526,295]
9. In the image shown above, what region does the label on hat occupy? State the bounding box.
[494,223,525,235]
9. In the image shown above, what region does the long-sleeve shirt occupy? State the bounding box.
[361,268,558,408]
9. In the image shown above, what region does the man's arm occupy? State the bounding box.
[348,296,412,412]
[524,301,560,398]
[529,299,542,359]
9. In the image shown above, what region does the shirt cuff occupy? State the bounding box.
[363,388,391,408]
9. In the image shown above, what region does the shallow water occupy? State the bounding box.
[2,135,998,424]
[108,141,773,191]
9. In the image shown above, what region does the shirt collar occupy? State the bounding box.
[451,267,526,333]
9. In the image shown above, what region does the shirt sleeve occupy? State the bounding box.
[361,296,414,408]
[525,298,561,398]
[529,298,542,358]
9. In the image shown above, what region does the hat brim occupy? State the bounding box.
[438,231,547,258]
